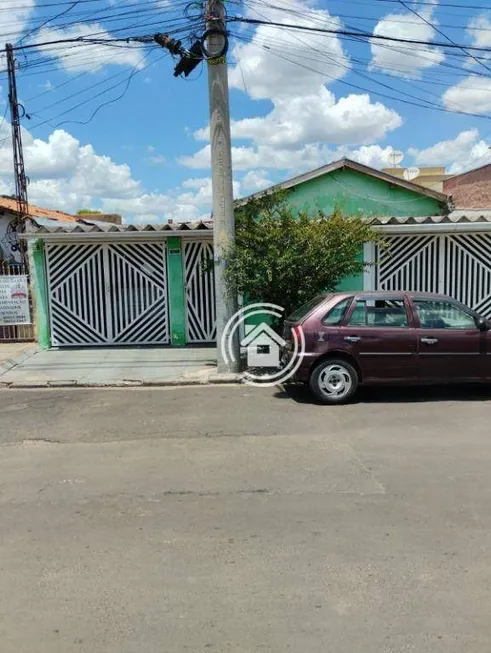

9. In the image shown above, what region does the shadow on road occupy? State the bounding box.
[276,383,491,405]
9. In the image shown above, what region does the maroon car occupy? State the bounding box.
[281,292,491,404]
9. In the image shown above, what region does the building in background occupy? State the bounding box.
[0,197,122,264]
[382,166,450,193]
[443,163,491,209]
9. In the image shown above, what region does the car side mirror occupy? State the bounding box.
[477,317,490,331]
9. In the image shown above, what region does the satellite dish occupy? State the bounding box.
[403,167,420,181]
[387,149,404,167]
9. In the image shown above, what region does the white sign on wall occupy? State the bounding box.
[0,276,31,325]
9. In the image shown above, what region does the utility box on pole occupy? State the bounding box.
[206,0,240,373]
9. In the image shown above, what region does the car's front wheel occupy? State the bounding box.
[309,359,358,405]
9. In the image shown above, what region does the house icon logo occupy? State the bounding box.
[220,303,306,388]
[241,323,287,368]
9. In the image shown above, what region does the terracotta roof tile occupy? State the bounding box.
[0,195,78,222]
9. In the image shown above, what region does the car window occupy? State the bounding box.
[414,300,477,330]
[288,295,329,322]
[347,298,408,328]
[322,297,352,326]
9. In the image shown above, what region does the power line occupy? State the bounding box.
[29,50,165,130]
[229,16,491,52]
[349,0,491,9]
[396,0,491,76]
[230,30,491,121]
[18,0,83,45]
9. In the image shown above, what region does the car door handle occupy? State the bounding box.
[421,337,438,345]
[344,336,361,343]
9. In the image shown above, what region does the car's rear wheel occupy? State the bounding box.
[309,359,358,405]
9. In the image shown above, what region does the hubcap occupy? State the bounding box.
[318,364,352,399]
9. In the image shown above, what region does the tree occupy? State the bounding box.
[76,209,102,215]
[225,192,379,320]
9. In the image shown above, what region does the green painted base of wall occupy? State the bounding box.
[336,249,364,292]
[167,236,187,346]
[29,239,50,349]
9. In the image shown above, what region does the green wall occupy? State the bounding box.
[279,167,445,292]
[167,236,187,346]
[285,167,444,218]
[28,239,50,349]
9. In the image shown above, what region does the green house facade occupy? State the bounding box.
[25,159,491,349]
[239,158,449,292]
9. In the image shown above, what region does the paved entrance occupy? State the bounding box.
[0,347,217,386]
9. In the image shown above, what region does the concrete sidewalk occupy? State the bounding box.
[0,346,238,388]
[0,342,38,373]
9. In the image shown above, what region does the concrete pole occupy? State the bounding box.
[206,0,239,373]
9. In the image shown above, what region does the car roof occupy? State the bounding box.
[329,291,452,300]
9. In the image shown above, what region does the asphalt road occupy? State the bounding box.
[1,384,491,653]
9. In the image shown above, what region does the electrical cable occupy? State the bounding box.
[230,30,491,121]
[17,0,83,45]
[229,16,491,52]
[396,0,491,77]
[29,50,165,130]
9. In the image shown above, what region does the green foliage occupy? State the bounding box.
[225,191,378,318]
[76,209,102,215]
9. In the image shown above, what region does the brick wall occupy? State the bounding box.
[444,165,491,208]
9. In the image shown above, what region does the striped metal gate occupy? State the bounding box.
[183,240,216,343]
[375,233,491,316]
[46,242,169,346]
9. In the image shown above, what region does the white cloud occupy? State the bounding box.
[370,2,444,78]
[408,129,491,173]
[34,24,143,73]
[229,0,350,100]
[147,155,166,165]
[182,178,212,190]
[187,89,401,171]
[467,13,491,49]
[229,89,401,148]
[187,0,402,175]
[0,120,230,223]
[241,170,274,193]
[443,76,491,114]
[0,0,35,45]
[181,141,406,178]
[0,128,140,201]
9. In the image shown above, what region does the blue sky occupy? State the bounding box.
[1,0,491,222]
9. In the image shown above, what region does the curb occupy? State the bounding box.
[0,345,40,378]
[2,375,245,390]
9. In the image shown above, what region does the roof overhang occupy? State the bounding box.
[21,230,213,242]
[375,221,491,234]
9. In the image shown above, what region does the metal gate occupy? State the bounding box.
[375,233,491,316]
[183,240,216,343]
[0,261,34,342]
[46,242,169,346]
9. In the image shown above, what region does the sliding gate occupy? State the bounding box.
[375,233,491,317]
[183,240,216,343]
[46,242,169,346]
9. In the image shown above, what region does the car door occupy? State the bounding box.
[412,298,486,382]
[332,294,418,382]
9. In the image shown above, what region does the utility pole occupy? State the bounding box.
[205,0,239,373]
[154,3,239,372]
[6,43,29,265]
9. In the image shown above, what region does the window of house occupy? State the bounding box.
[414,300,477,330]
[347,298,408,328]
